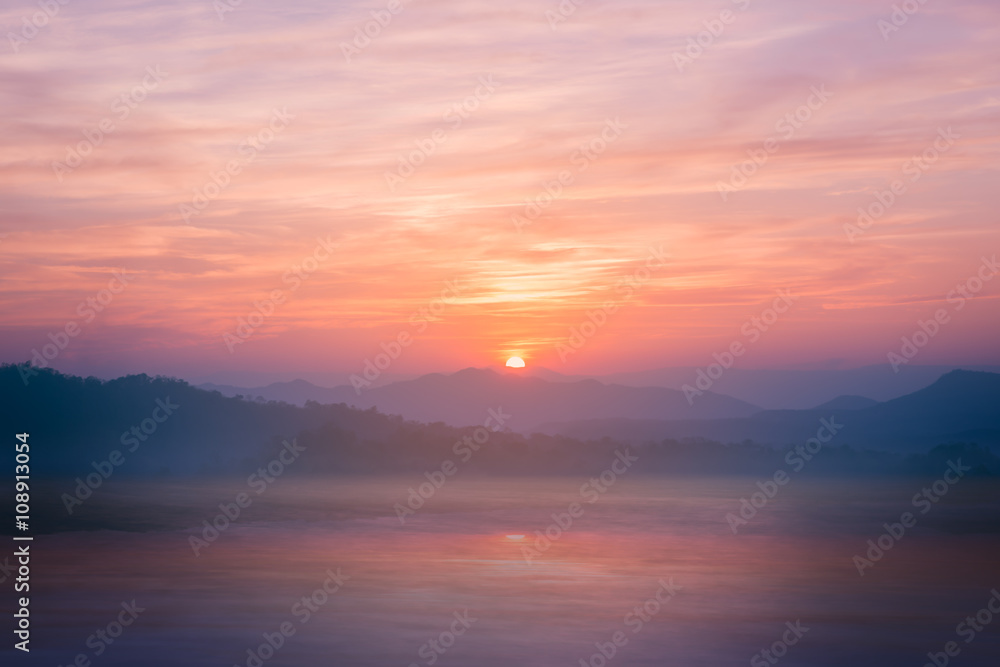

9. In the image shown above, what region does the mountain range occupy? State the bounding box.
[195,366,1000,453]
[203,367,761,432]
[200,363,1000,413]
[539,369,1000,452]
[3,364,997,483]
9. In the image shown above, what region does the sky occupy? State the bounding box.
[1,0,998,384]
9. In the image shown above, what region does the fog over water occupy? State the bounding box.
[13,476,1000,666]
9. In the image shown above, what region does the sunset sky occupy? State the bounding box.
[2,0,998,383]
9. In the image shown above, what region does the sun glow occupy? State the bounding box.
[505,356,525,368]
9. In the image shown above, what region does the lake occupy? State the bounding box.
[12,475,1000,666]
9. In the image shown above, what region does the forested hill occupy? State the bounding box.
[1,364,997,479]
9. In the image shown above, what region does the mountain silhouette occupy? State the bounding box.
[539,370,1000,452]
[597,364,1000,409]
[812,395,879,411]
[5,365,997,488]
[204,366,760,431]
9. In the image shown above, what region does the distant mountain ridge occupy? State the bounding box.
[199,378,349,406]
[597,364,1000,409]
[204,368,762,432]
[813,395,879,411]
[2,365,997,488]
[538,370,1000,453]
[198,363,1000,412]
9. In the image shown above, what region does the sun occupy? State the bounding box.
[505,356,525,368]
